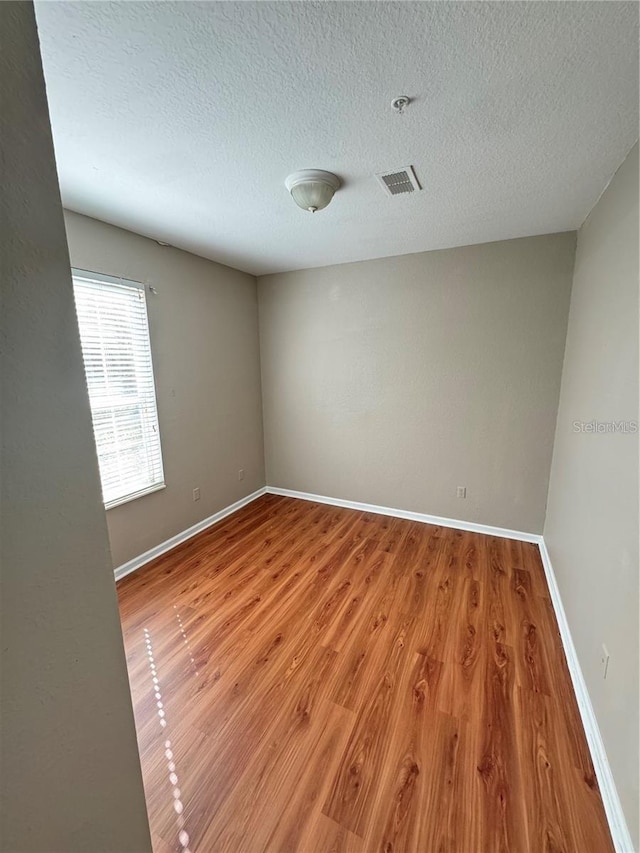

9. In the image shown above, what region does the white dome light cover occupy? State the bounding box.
[285,169,341,213]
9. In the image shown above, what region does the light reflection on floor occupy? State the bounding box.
[174,605,199,677]
[144,627,193,853]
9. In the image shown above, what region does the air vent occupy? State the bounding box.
[376,166,421,196]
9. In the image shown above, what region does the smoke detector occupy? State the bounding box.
[391,95,411,113]
[375,166,421,196]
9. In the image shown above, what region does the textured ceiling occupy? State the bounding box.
[35,1,638,276]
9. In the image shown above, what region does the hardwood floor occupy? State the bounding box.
[117,494,614,853]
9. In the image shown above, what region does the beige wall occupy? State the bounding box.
[64,211,265,568]
[0,4,151,850]
[544,144,639,847]
[259,233,575,534]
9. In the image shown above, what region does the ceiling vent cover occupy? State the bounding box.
[376,166,421,196]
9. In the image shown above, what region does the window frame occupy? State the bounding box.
[72,267,166,510]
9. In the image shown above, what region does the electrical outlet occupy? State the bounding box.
[601,644,610,679]
[238,468,244,481]
[456,486,466,499]
[192,487,200,502]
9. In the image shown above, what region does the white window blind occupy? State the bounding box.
[72,269,165,509]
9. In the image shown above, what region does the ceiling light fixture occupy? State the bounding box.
[285,169,341,213]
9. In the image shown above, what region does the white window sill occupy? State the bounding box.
[105,482,166,511]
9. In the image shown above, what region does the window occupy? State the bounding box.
[72,269,165,508]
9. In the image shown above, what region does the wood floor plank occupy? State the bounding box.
[117,495,614,853]
[322,614,414,835]
[514,687,583,852]
[416,709,469,852]
[263,702,356,852]
[361,651,443,852]
[437,574,485,723]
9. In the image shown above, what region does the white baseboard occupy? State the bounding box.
[113,487,267,581]
[538,539,634,853]
[113,484,538,580]
[265,486,540,543]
